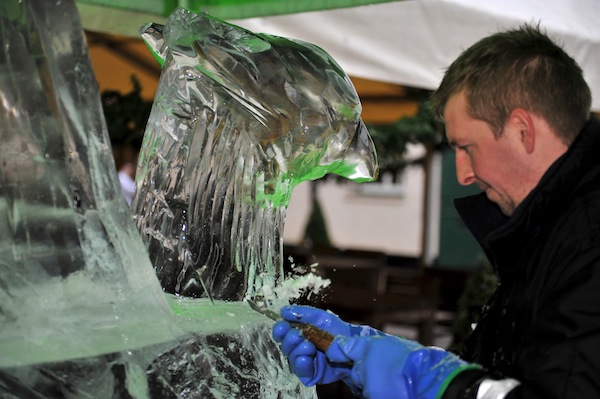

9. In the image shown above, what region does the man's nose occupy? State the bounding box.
[455,152,476,186]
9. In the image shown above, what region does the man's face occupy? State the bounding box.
[444,92,530,216]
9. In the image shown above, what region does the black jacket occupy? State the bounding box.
[445,116,600,398]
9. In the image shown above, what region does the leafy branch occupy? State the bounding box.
[366,97,444,178]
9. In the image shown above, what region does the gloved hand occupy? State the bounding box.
[272,305,384,390]
[273,305,478,399]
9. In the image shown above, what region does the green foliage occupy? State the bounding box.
[366,98,443,176]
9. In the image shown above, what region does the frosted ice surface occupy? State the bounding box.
[132,8,378,301]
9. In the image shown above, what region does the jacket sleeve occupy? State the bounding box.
[442,370,521,399]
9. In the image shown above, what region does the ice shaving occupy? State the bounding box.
[254,260,332,310]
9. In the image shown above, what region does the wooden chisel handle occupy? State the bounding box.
[246,300,337,354]
[291,322,336,353]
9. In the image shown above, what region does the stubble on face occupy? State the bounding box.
[485,186,517,216]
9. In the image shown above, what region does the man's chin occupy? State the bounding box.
[485,190,513,216]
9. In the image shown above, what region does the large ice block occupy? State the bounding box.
[132,8,378,301]
[0,0,179,368]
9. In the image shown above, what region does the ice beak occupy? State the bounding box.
[335,119,379,182]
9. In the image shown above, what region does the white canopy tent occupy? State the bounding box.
[230,0,600,111]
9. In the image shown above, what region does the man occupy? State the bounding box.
[272,24,600,398]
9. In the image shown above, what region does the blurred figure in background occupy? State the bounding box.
[117,160,136,205]
[101,76,151,205]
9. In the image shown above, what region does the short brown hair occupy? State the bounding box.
[430,24,591,144]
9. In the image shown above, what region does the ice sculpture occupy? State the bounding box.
[0,1,320,397]
[132,8,378,301]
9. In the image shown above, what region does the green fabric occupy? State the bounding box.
[78,0,399,19]
[435,364,483,399]
[189,0,399,19]
[78,0,177,16]
[77,0,401,37]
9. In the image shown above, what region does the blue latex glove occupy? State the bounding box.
[272,305,384,390]
[273,305,478,399]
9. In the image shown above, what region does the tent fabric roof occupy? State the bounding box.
[78,0,600,111]
[231,0,600,111]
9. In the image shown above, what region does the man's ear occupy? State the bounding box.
[508,108,535,154]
